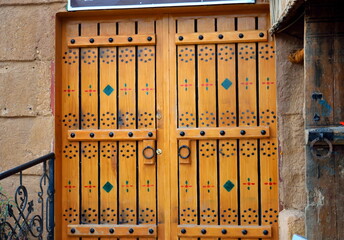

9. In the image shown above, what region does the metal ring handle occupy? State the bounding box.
[142,146,155,159]
[178,145,191,159]
[310,137,333,160]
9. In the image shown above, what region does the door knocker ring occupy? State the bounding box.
[143,146,155,159]
[310,137,333,160]
[178,145,191,159]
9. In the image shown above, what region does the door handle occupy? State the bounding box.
[178,140,191,164]
[178,145,191,159]
[142,140,156,164]
[143,146,155,159]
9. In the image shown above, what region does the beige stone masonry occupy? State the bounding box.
[0,116,54,174]
[0,2,66,176]
[0,61,52,117]
[0,4,66,61]
[279,210,305,240]
[276,33,306,212]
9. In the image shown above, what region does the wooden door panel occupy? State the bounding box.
[197,17,218,240]
[216,16,239,239]
[258,16,278,240]
[99,21,119,240]
[57,9,278,240]
[80,25,99,240]
[137,20,157,240]
[59,18,159,239]
[176,17,198,240]
[61,22,80,240]
[117,22,137,236]
[237,17,259,240]
[99,21,118,228]
[172,14,277,240]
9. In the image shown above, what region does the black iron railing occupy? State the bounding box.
[0,153,55,240]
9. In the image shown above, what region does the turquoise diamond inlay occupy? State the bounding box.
[221,78,232,90]
[223,180,235,192]
[103,84,114,96]
[102,181,114,193]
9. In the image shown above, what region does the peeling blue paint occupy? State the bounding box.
[320,165,335,176]
[318,99,332,117]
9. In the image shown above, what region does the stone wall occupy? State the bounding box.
[270,1,307,239]
[0,4,67,237]
[0,0,67,174]
[276,33,306,211]
[275,32,306,238]
[0,1,67,204]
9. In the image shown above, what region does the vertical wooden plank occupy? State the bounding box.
[333,35,344,125]
[118,21,137,240]
[197,18,218,240]
[137,20,157,240]
[217,16,239,235]
[169,16,178,240]
[177,18,197,240]
[80,23,98,240]
[305,3,334,127]
[160,15,171,240]
[258,16,279,240]
[55,16,63,240]
[237,17,259,236]
[334,146,344,239]
[333,20,344,239]
[99,22,118,240]
[306,143,337,240]
[305,3,344,239]
[61,22,80,240]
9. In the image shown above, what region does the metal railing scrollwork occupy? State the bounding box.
[0,153,55,240]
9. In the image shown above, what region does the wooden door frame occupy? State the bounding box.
[54,3,270,239]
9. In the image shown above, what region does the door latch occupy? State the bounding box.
[307,128,334,160]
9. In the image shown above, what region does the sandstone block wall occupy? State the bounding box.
[276,32,306,238]
[270,2,307,239]
[0,1,66,177]
[276,33,306,211]
[0,2,67,231]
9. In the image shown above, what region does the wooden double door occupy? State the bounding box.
[56,6,278,240]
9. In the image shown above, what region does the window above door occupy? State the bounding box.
[68,0,255,11]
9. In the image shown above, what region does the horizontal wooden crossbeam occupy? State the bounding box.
[175,30,268,45]
[67,34,156,48]
[68,224,157,237]
[68,129,156,141]
[176,126,270,140]
[177,225,272,238]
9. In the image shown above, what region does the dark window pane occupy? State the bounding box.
[70,0,254,9]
